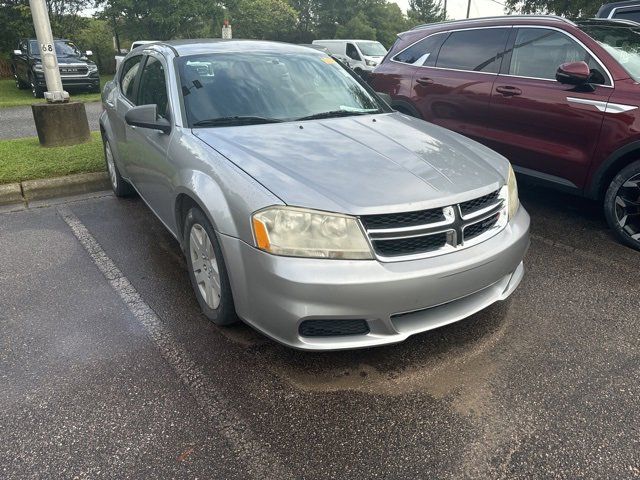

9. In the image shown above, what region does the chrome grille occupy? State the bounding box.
[361,187,507,261]
[59,65,88,76]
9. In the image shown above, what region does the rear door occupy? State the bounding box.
[108,54,144,179]
[488,26,613,188]
[410,27,511,143]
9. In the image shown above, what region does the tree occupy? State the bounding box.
[76,18,116,73]
[228,0,298,40]
[407,0,445,26]
[504,0,602,17]
[366,1,410,47]
[99,0,224,41]
[335,12,376,40]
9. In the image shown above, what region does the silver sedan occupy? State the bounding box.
[100,40,530,350]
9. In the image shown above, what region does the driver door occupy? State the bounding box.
[127,53,177,227]
[488,27,612,188]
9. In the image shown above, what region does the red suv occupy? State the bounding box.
[370,16,640,250]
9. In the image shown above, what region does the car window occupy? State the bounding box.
[120,55,142,104]
[346,43,361,61]
[509,28,608,84]
[138,56,169,118]
[580,24,640,82]
[393,33,447,66]
[612,8,640,22]
[436,28,509,73]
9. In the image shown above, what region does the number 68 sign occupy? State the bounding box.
[41,43,53,53]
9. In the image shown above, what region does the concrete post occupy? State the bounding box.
[29,0,69,102]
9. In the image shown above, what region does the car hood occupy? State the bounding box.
[193,113,509,215]
[33,55,91,65]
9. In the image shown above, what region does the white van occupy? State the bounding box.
[311,39,387,74]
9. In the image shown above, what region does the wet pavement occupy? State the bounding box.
[1,186,638,479]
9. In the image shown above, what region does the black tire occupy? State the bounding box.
[30,75,44,98]
[604,160,640,251]
[15,76,28,90]
[183,207,238,326]
[102,137,134,197]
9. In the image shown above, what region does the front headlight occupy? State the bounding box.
[88,64,98,72]
[507,164,519,220]
[365,59,376,67]
[252,206,373,259]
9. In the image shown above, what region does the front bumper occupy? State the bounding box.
[220,206,530,351]
[35,74,99,90]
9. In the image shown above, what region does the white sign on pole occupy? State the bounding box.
[222,20,232,39]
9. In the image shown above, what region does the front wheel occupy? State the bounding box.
[184,207,238,326]
[604,160,640,251]
[30,77,44,98]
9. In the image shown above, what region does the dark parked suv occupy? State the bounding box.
[11,38,100,98]
[370,16,640,250]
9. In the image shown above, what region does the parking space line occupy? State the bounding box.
[58,206,294,480]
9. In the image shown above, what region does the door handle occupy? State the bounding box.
[415,77,434,86]
[496,85,522,96]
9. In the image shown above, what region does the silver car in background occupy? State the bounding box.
[100,40,530,350]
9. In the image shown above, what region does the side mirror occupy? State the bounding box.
[13,49,22,55]
[125,105,171,134]
[556,61,591,86]
[85,50,93,56]
[376,91,392,106]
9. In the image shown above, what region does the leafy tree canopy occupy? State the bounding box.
[504,0,603,17]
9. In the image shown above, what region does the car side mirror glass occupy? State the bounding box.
[125,105,171,134]
[85,50,93,56]
[13,49,22,55]
[556,61,591,86]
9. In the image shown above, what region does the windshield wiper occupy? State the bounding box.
[192,116,284,127]
[294,109,381,121]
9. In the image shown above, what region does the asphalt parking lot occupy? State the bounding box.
[1,186,639,479]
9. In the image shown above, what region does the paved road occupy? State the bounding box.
[1,186,639,479]
[0,102,102,140]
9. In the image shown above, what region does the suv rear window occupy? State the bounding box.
[436,28,509,73]
[393,33,447,66]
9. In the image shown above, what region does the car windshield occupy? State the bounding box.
[29,40,82,57]
[177,52,384,127]
[580,24,640,81]
[356,41,387,56]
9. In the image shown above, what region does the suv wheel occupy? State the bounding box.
[604,160,640,251]
[15,76,28,90]
[103,137,134,197]
[184,207,238,326]
[30,76,44,98]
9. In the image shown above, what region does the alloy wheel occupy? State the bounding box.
[104,141,118,190]
[189,223,221,309]
[614,173,640,242]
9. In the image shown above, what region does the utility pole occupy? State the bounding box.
[444,0,447,19]
[29,0,67,102]
[28,0,90,147]
[466,0,471,18]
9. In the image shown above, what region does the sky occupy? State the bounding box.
[391,0,505,19]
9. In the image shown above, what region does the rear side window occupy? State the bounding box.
[394,33,447,66]
[612,8,640,22]
[436,28,510,73]
[120,55,143,104]
[508,28,609,84]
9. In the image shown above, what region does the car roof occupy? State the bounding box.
[407,14,575,33]
[148,39,327,57]
[597,1,640,17]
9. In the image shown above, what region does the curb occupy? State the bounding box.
[0,171,110,207]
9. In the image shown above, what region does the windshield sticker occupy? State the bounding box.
[321,57,336,64]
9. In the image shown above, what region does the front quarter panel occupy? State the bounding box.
[171,132,284,242]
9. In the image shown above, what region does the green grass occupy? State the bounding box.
[0,132,105,184]
[0,74,113,108]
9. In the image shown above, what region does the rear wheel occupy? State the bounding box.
[184,207,238,326]
[103,137,134,197]
[604,160,640,251]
